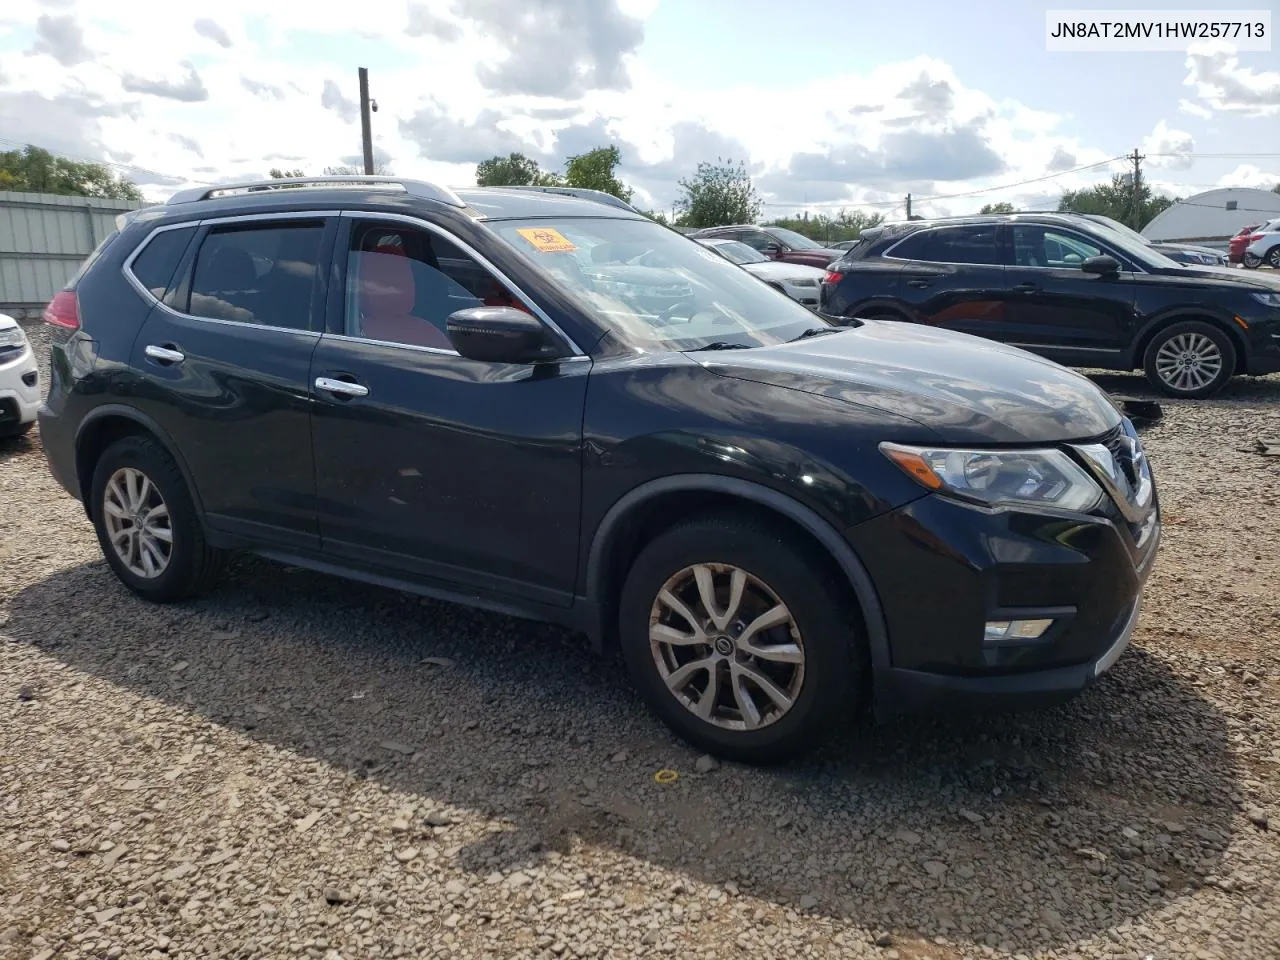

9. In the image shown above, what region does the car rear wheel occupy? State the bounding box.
[90,435,225,601]
[1243,252,1262,269]
[1142,321,1235,399]
[618,514,861,764]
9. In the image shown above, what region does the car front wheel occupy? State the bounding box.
[1268,246,1280,269]
[618,514,861,764]
[1142,320,1235,399]
[90,435,225,601]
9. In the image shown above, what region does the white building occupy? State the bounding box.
[1141,187,1280,249]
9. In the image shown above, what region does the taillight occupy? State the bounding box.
[823,271,843,284]
[42,290,80,330]
[1247,234,1263,243]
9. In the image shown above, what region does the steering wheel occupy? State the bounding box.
[656,299,697,325]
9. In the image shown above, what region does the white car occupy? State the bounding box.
[0,313,40,439]
[697,238,826,306]
[1244,219,1280,269]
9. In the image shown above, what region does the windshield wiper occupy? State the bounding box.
[788,326,840,342]
[690,341,753,351]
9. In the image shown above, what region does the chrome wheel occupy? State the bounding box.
[102,467,173,579]
[648,563,804,731]
[1243,252,1262,269]
[1154,332,1223,393]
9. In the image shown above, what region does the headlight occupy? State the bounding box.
[1250,291,1280,308]
[880,443,1103,512]
[0,326,28,349]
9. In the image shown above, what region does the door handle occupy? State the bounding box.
[144,344,185,365]
[314,376,369,399]
[906,279,933,289]
[1013,282,1040,291]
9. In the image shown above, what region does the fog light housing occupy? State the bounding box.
[984,618,1054,644]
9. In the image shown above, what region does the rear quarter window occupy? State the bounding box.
[127,226,197,300]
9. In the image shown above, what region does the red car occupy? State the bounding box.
[689,225,846,269]
[1229,224,1262,264]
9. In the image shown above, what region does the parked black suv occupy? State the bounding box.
[820,214,1280,398]
[38,177,1160,762]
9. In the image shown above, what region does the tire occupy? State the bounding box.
[1267,245,1280,269]
[90,434,225,602]
[0,420,34,439]
[618,513,862,764]
[1243,252,1262,269]
[1142,320,1236,399]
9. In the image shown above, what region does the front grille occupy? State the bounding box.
[0,398,18,424]
[1070,418,1154,529]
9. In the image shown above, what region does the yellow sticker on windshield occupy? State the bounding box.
[516,227,577,253]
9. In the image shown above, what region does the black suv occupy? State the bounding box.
[820,213,1280,398]
[38,177,1160,763]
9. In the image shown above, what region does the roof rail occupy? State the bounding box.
[166,175,465,207]
[497,184,643,214]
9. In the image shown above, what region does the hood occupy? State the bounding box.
[694,320,1122,444]
[1156,264,1280,289]
[742,261,827,282]
[1153,241,1224,257]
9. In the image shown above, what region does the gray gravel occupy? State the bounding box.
[3,324,1280,959]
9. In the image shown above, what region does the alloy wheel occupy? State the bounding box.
[1154,332,1223,394]
[1268,246,1280,268]
[102,466,173,579]
[648,562,805,731]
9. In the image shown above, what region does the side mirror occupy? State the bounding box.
[1081,255,1120,275]
[763,243,782,257]
[445,307,563,364]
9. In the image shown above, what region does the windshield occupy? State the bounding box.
[1088,215,1151,246]
[1082,223,1183,270]
[707,240,768,264]
[491,218,829,350]
[767,226,822,249]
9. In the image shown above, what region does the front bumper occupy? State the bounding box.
[849,473,1160,718]
[0,346,40,428]
[876,593,1144,715]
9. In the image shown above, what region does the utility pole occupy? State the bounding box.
[1128,147,1144,230]
[905,193,912,219]
[358,67,375,176]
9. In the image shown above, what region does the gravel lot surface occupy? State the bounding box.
[3,323,1280,960]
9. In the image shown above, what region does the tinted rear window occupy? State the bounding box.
[187,222,324,330]
[128,226,196,299]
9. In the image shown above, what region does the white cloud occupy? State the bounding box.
[1184,41,1280,116]
[1142,120,1195,170]
[1177,98,1212,120]
[1216,164,1280,190]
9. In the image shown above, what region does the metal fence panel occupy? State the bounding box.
[0,190,146,315]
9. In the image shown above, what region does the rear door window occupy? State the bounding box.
[187,222,325,329]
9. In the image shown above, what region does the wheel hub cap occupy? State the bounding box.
[1155,332,1222,392]
[648,562,805,732]
[103,466,173,580]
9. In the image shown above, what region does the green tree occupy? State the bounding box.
[979,201,1017,214]
[475,152,560,187]
[563,145,632,202]
[763,208,884,244]
[0,145,142,200]
[675,159,760,228]
[1059,174,1175,230]
[323,163,392,176]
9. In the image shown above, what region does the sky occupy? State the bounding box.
[0,0,1278,219]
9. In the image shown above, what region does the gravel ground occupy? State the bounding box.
[3,323,1280,960]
